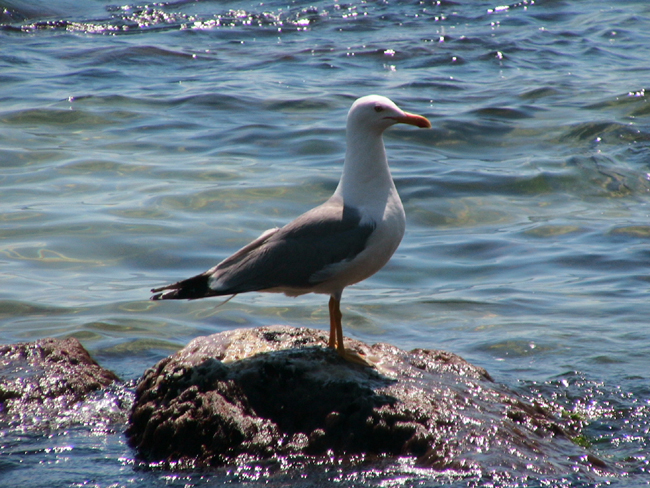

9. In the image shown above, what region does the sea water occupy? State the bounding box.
[0,0,649,486]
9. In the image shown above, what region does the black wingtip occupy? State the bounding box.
[150,284,168,299]
[150,286,171,300]
[149,273,215,301]
[150,286,182,300]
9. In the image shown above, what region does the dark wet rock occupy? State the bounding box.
[127,326,608,475]
[0,337,122,428]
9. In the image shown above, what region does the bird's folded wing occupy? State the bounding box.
[209,199,376,294]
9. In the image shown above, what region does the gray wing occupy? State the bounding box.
[209,197,376,294]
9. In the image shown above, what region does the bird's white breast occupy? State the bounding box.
[309,185,405,296]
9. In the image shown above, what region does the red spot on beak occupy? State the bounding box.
[391,111,432,128]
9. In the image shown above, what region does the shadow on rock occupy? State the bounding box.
[127,342,402,464]
[126,326,611,477]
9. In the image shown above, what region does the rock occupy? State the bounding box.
[0,337,121,427]
[127,326,608,475]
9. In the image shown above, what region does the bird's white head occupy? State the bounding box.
[347,95,432,134]
[336,95,431,210]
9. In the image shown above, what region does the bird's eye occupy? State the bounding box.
[374,105,384,113]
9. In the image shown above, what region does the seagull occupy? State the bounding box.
[151,95,431,365]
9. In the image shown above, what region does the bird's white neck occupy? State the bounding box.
[334,127,396,212]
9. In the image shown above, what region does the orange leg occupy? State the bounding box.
[328,295,372,366]
[328,295,343,352]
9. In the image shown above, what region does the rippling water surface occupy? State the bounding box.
[1,0,649,486]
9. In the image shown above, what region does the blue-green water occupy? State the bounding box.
[1,0,649,486]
